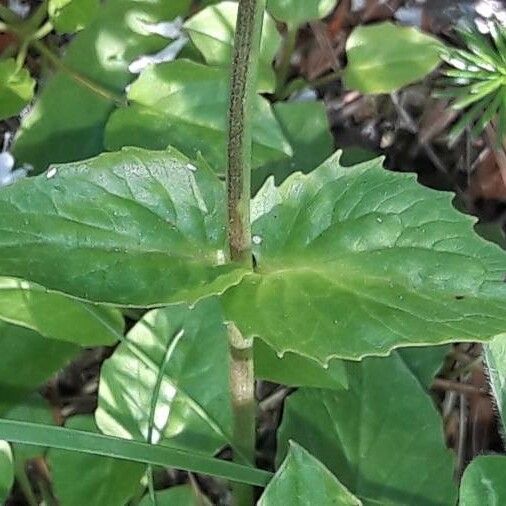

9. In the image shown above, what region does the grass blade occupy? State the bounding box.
[0,419,272,487]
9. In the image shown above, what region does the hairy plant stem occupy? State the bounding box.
[227,1,265,504]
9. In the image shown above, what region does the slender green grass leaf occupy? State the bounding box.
[0,419,272,486]
[258,442,361,505]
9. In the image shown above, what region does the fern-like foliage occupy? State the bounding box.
[437,23,506,145]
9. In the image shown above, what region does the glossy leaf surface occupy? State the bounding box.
[259,442,361,505]
[460,455,506,505]
[277,353,458,505]
[48,416,145,506]
[184,1,281,92]
[105,60,292,173]
[222,152,506,363]
[0,148,245,306]
[13,0,192,171]
[344,22,443,94]
[96,298,233,456]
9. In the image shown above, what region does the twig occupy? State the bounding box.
[432,378,487,396]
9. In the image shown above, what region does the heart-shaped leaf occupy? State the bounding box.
[0,147,245,306]
[222,152,506,363]
[184,1,281,93]
[277,353,458,505]
[96,298,233,456]
[105,60,292,174]
[259,442,361,505]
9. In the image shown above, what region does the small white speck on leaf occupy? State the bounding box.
[252,235,263,245]
[186,163,197,172]
[46,167,57,179]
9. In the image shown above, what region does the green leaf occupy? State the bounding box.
[253,100,334,194]
[344,22,444,94]
[267,0,337,28]
[259,442,361,505]
[0,441,13,503]
[0,277,123,346]
[139,485,211,506]
[484,335,506,433]
[0,323,78,414]
[222,152,506,363]
[13,0,192,172]
[105,60,292,173]
[48,0,100,33]
[0,147,245,306]
[0,419,272,486]
[254,340,348,390]
[96,298,233,457]
[460,455,506,505]
[184,1,281,93]
[398,345,449,389]
[48,416,145,506]
[277,353,458,505]
[0,59,35,120]
[4,394,54,462]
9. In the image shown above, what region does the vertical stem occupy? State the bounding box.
[227,1,265,504]
[228,322,256,506]
[227,0,266,266]
[275,26,297,98]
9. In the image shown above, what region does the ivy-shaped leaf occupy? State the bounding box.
[0,147,245,306]
[13,0,192,171]
[258,442,361,505]
[184,1,281,93]
[47,416,145,506]
[267,0,337,28]
[48,0,100,33]
[277,353,458,505]
[0,59,35,120]
[105,60,292,174]
[221,152,506,363]
[344,22,444,94]
[459,455,506,505]
[0,441,13,503]
[96,298,234,456]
